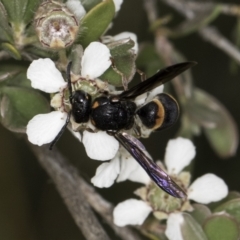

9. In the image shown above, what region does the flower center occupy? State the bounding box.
[147,183,184,213]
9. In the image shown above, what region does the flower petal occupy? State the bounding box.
[128,165,151,185]
[81,42,111,79]
[113,199,152,227]
[165,213,184,240]
[134,93,148,106]
[91,157,120,188]
[164,137,196,175]
[82,130,119,160]
[188,173,228,204]
[26,111,67,145]
[68,128,82,142]
[146,85,164,102]
[117,149,150,184]
[113,0,123,12]
[113,32,138,53]
[27,58,66,93]
[66,0,86,21]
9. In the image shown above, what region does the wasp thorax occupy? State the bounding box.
[91,97,137,131]
[35,0,79,49]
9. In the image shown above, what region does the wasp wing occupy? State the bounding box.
[114,132,187,198]
[118,61,197,100]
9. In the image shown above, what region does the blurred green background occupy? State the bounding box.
[0,0,240,239]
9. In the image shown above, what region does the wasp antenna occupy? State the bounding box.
[67,61,73,103]
[49,111,71,150]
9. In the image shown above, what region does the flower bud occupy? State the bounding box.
[34,0,79,49]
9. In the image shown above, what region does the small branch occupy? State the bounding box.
[30,145,110,240]
[77,176,142,240]
[183,3,240,17]
[219,4,240,16]
[160,0,240,64]
[199,27,240,64]
[160,0,195,18]
[29,144,142,240]
[144,0,158,23]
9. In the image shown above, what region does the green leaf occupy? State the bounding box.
[107,38,135,55]
[186,88,238,158]
[70,44,84,75]
[180,213,208,240]
[136,44,164,77]
[77,0,115,48]
[101,39,136,87]
[100,53,136,87]
[1,43,21,60]
[1,0,41,25]
[203,214,239,240]
[169,6,221,37]
[213,198,240,223]
[229,17,240,74]
[0,2,13,43]
[208,191,240,210]
[0,62,29,88]
[0,86,50,133]
[100,66,121,86]
[190,204,212,225]
[27,43,58,59]
[79,0,102,12]
[6,72,31,88]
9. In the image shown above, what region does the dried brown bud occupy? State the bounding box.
[35,0,79,49]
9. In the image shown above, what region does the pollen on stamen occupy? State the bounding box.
[51,93,63,108]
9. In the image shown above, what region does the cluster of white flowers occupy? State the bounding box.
[26,41,119,159]
[25,2,229,240]
[113,137,228,240]
[26,33,138,160]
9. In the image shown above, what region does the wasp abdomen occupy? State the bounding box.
[91,96,137,131]
[137,93,179,131]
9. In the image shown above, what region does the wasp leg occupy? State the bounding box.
[85,127,98,133]
[136,69,146,82]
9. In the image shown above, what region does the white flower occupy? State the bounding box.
[27,58,67,93]
[26,42,119,161]
[164,137,196,175]
[113,199,152,227]
[66,0,123,20]
[165,212,185,240]
[113,0,124,12]
[103,32,139,55]
[112,32,139,53]
[91,147,151,188]
[113,137,228,228]
[66,0,86,21]
[26,111,68,145]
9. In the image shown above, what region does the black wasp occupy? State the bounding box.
[50,61,197,198]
